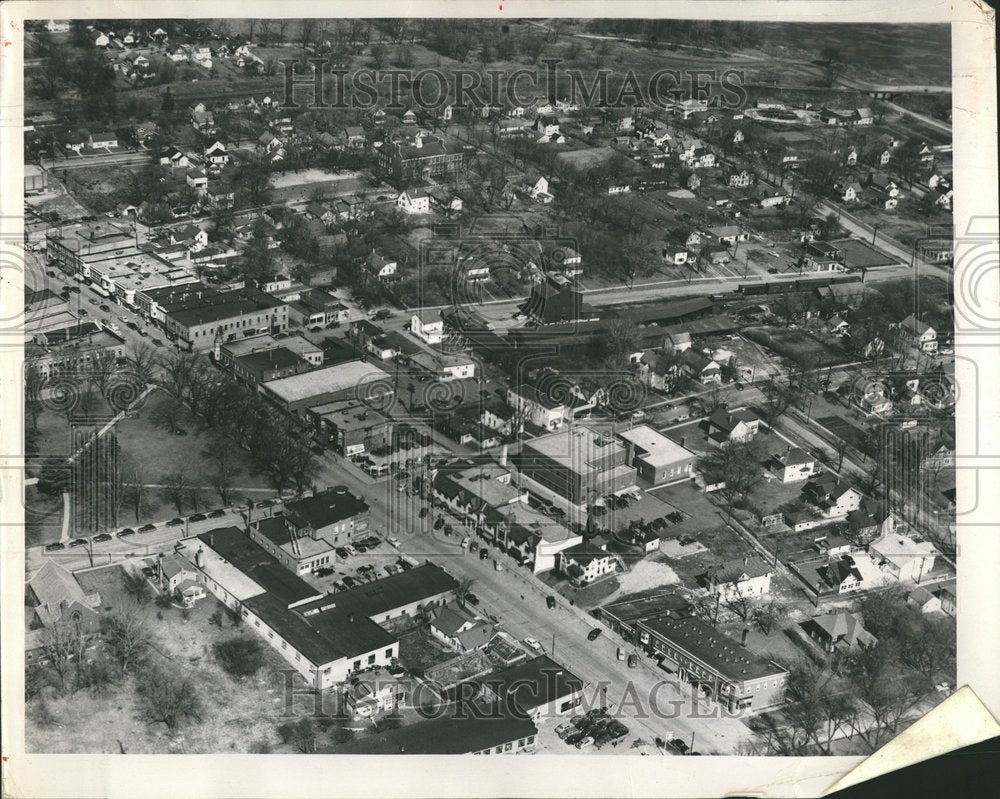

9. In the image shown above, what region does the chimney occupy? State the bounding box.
[413,134,422,149]
[348,612,355,623]
[741,628,749,646]
[679,436,686,448]
[499,444,508,467]
[743,555,749,566]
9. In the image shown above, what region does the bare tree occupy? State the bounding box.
[161,470,190,515]
[207,437,242,505]
[103,610,151,676]
[40,618,83,693]
[457,576,475,608]
[753,599,786,636]
[121,570,152,606]
[137,664,203,731]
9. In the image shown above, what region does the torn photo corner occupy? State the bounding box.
[0,0,997,797]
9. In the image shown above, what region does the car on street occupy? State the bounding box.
[69,538,89,548]
[208,509,226,518]
[47,270,57,277]
[126,321,138,330]
[93,533,113,543]
[523,638,542,652]
[469,540,479,552]
[461,536,471,548]
[188,513,207,522]
[546,595,557,609]
[479,548,490,560]
[118,528,136,538]
[99,304,110,312]
[669,738,690,755]
[78,308,88,315]
[494,560,503,571]
[166,518,184,527]
[88,298,98,305]
[397,558,412,570]
[387,537,401,548]
[151,338,163,347]
[587,628,603,641]
[464,592,479,606]
[45,542,66,551]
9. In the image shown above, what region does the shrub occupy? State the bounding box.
[212,636,265,678]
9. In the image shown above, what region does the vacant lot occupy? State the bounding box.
[26,585,304,754]
[398,625,455,672]
[744,327,855,368]
[657,524,752,590]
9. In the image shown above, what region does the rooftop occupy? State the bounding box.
[263,360,388,405]
[640,616,787,684]
[616,425,697,468]
[285,487,369,531]
[483,655,584,713]
[522,425,628,476]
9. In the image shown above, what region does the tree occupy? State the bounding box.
[103,610,151,676]
[753,599,786,636]
[696,441,764,516]
[207,437,242,505]
[212,636,265,678]
[39,618,83,694]
[457,576,475,608]
[719,582,755,623]
[137,664,202,731]
[760,378,800,423]
[161,471,190,515]
[150,395,184,434]
[843,642,926,753]
[121,570,152,606]
[690,388,727,418]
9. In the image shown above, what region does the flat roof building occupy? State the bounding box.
[616,425,698,485]
[262,360,390,413]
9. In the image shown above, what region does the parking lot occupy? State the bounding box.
[300,535,417,594]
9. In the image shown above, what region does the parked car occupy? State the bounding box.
[344,545,357,556]
[387,537,400,548]
[565,731,587,746]
[587,628,603,641]
[166,518,184,527]
[188,513,206,522]
[461,536,471,548]
[99,304,110,312]
[208,509,226,518]
[151,338,163,347]
[494,560,504,571]
[336,547,350,559]
[555,722,575,738]
[138,523,156,532]
[575,736,595,750]
[117,528,136,538]
[523,638,542,652]
[88,298,98,305]
[45,542,66,551]
[93,533,113,543]
[669,738,689,755]
[464,592,480,606]
[479,548,490,560]
[315,568,334,577]
[342,576,358,588]
[69,538,88,548]
[627,654,639,669]
[397,558,412,571]
[469,540,479,552]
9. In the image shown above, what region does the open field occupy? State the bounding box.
[744,326,855,368]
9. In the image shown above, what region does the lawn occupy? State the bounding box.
[26,581,307,754]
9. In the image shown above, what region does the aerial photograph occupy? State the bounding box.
[19,17,957,757]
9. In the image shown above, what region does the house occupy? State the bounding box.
[191,108,215,133]
[63,132,87,154]
[506,383,567,432]
[661,243,689,266]
[802,475,864,520]
[846,499,896,545]
[410,310,444,345]
[898,315,938,353]
[728,170,753,188]
[828,315,849,334]
[408,351,476,382]
[803,612,877,654]
[906,585,943,615]
[707,225,749,246]
[429,603,495,652]
[340,126,364,148]
[185,168,208,191]
[680,349,722,385]
[809,555,865,594]
[366,251,398,281]
[869,533,938,583]
[526,176,554,204]
[845,147,859,166]
[701,556,773,599]
[703,408,762,445]
[170,224,209,252]
[686,173,702,191]
[534,114,561,138]
[345,674,408,720]
[770,446,817,483]
[131,120,158,142]
[752,184,791,208]
[92,31,110,48]
[45,20,70,32]
[167,46,189,62]
[397,188,430,215]
[204,141,229,165]
[89,130,118,149]
[838,181,862,203]
[156,553,206,607]
[160,146,189,169]
[558,541,619,585]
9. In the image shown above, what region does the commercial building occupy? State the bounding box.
[636,616,789,712]
[262,360,391,413]
[616,425,698,486]
[249,516,338,575]
[283,486,371,544]
[26,321,126,379]
[161,285,288,352]
[518,426,638,513]
[182,527,458,689]
[481,655,585,720]
[218,332,323,369]
[232,347,311,386]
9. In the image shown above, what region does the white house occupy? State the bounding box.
[898,315,938,353]
[366,251,397,281]
[204,141,229,165]
[771,446,818,483]
[411,310,444,345]
[526,176,553,204]
[397,188,430,215]
[703,557,773,599]
[869,533,938,583]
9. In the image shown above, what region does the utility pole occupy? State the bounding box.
[551,633,556,657]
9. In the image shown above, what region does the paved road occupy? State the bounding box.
[306,454,752,753]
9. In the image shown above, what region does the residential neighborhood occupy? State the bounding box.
[18,16,959,762]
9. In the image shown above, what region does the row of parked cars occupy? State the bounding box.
[43,509,229,551]
[556,708,629,750]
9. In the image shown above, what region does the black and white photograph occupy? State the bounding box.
[1,1,996,795]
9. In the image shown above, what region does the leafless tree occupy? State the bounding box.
[161,470,190,515]
[103,610,151,676]
[40,618,83,693]
[137,664,203,731]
